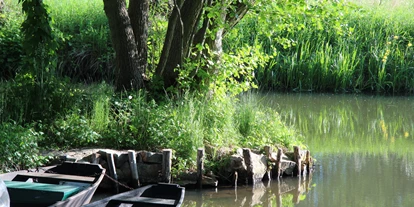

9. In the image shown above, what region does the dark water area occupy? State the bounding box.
[183,93,414,207]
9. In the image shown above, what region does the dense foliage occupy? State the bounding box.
[1,0,413,172]
[0,81,303,172]
[2,0,414,93]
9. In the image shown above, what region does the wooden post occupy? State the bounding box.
[293,146,301,177]
[243,148,253,184]
[305,150,311,174]
[128,150,140,188]
[106,153,119,193]
[263,146,272,181]
[162,149,172,183]
[276,148,282,179]
[91,153,99,164]
[197,148,204,189]
[264,146,272,158]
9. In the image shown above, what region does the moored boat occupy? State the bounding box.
[0,178,10,207]
[0,162,105,207]
[84,183,185,207]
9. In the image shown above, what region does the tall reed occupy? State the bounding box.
[228,0,414,94]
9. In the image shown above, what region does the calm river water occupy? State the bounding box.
[183,93,414,207]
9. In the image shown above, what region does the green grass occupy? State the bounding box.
[0,78,302,172]
[226,0,414,94]
[3,0,414,93]
[45,0,106,33]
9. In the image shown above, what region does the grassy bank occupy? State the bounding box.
[0,80,303,172]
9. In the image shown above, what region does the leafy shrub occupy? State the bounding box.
[41,112,101,149]
[0,122,47,172]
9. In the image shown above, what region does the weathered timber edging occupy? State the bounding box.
[47,149,173,190]
[219,145,313,186]
[45,145,313,189]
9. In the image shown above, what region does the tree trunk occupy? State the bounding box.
[155,0,205,88]
[195,0,252,85]
[129,0,149,78]
[155,0,253,89]
[103,0,145,91]
[205,0,253,53]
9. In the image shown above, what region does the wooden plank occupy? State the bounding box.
[13,172,95,183]
[305,150,311,174]
[197,148,204,189]
[162,149,172,183]
[276,148,283,179]
[128,150,140,188]
[263,146,271,181]
[243,148,253,184]
[293,146,302,177]
[106,153,119,193]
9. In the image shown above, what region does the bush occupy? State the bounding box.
[40,112,101,149]
[0,122,47,172]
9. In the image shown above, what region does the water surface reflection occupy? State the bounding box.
[184,175,314,207]
[184,93,414,206]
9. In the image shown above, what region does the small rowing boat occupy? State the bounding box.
[0,178,10,207]
[0,162,105,207]
[84,183,185,207]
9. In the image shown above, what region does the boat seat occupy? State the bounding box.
[107,197,176,207]
[4,180,80,204]
[12,172,95,183]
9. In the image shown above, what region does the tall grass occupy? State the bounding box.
[44,0,114,82]
[227,0,414,94]
[3,0,414,93]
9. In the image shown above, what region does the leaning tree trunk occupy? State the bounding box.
[155,0,205,88]
[156,0,253,89]
[204,0,253,56]
[194,0,253,87]
[103,0,146,91]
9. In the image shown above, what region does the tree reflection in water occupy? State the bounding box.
[183,175,315,207]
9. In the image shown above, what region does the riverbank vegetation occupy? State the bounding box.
[0,0,412,173]
[231,0,414,93]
